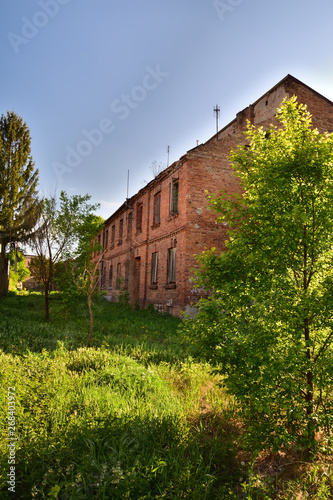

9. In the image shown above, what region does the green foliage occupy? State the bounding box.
[53,260,83,313]
[29,191,101,320]
[116,276,129,304]
[7,250,30,290]
[54,213,104,344]
[28,254,51,288]
[0,292,183,357]
[0,292,240,499]
[0,112,40,248]
[1,292,333,498]
[0,111,41,297]
[181,97,333,455]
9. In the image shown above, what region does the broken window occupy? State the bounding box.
[109,264,113,288]
[116,263,121,288]
[167,247,176,283]
[111,225,115,246]
[136,202,143,232]
[101,265,106,289]
[127,211,133,238]
[154,193,161,225]
[125,261,129,290]
[170,179,179,216]
[151,252,159,284]
[118,219,123,245]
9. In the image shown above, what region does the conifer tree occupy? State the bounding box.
[0,111,40,297]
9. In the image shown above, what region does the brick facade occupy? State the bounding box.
[95,75,333,316]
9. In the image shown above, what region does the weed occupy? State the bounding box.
[0,292,332,498]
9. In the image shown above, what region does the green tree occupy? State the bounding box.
[54,214,104,344]
[0,111,41,297]
[68,249,105,347]
[182,97,333,457]
[29,191,100,320]
[7,249,30,290]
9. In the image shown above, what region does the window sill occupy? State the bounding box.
[167,212,179,221]
[165,283,176,289]
[149,284,158,290]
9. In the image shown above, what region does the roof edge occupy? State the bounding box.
[103,74,333,226]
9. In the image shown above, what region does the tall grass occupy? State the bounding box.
[0,292,332,499]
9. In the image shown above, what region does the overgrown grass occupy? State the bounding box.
[0,291,183,363]
[0,292,332,499]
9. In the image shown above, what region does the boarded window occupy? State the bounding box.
[170,179,179,216]
[136,203,143,232]
[116,263,121,288]
[101,265,106,289]
[127,211,133,238]
[154,193,161,225]
[111,225,115,246]
[118,219,123,245]
[151,252,159,284]
[105,230,109,249]
[125,261,129,290]
[109,264,113,287]
[167,248,176,283]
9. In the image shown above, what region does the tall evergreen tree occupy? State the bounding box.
[0,111,40,297]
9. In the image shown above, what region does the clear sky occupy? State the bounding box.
[1,0,333,219]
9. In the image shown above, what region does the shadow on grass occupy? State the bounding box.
[0,293,184,362]
[0,293,247,499]
[2,411,244,500]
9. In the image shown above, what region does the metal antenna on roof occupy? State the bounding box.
[214,104,220,140]
[125,169,133,210]
[167,145,170,167]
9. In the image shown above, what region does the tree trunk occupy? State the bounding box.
[45,259,54,321]
[302,234,315,457]
[0,243,9,300]
[304,317,315,458]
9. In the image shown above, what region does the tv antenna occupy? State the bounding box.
[167,145,170,167]
[214,104,220,140]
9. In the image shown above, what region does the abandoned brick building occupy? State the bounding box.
[94,75,333,316]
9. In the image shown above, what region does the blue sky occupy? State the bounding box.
[1,0,333,219]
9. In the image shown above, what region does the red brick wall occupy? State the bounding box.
[95,76,333,316]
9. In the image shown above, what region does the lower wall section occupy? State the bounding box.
[100,229,200,317]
